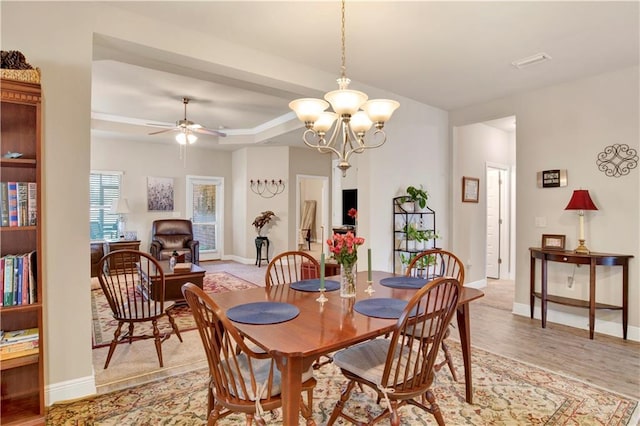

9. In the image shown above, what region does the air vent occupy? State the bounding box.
[511,52,552,69]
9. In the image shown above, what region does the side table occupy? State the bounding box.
[104,240,141,272]
[255,236,270,267]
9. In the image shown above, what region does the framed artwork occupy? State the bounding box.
[462,177,479,203]
[147,176,174,211]
[541,234,566,250]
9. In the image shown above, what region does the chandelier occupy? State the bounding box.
[289,0,399,176]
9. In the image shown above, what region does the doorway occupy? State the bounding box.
[186,175,223,261]
[296,175,329,256]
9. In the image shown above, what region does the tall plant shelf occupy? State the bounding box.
[393,196,436,274]
[0,77,45,424]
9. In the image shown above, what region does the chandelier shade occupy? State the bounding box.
[288,0,399,175]
[176,130,197,145]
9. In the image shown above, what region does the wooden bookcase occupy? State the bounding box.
[0,78,45,425]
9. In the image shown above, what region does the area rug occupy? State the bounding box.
[91,272,257,348]
[50,341,638,425]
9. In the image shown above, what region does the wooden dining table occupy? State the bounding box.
[212,270,484,425]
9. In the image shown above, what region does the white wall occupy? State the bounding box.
[452,123,516,285]
[91,137,233,252]
[451,66,639,340]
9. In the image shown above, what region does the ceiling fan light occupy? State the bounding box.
[324,89,368,116]
[289,98,329,123]
[175,132,188,145]
[187,133,197,144]
[362,99,400,123]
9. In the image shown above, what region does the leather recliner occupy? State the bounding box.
[149,219,199,265]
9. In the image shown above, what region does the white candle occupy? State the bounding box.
[320,253,325,290]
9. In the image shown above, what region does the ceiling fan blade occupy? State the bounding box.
[145,123,173,128]
[148,127,177,135]
[194,127,227,137]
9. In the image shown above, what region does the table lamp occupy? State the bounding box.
[564,190,598,254]
[109,198,130,239]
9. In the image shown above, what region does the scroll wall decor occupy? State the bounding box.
[596,144,638,177]
[250,179,285,198]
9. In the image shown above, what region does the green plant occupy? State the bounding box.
[404,224,423,241]
[415,254,436,269]
[406,185,429,209]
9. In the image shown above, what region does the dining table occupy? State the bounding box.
[212,270,484,425]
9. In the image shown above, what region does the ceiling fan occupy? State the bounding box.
[147,97,227,144]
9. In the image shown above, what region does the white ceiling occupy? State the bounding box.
[91,1,639,150]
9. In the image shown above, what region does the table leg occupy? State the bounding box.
[530,254,536,319]
[541,257,548,328]
[456,303,473,404]
[623,260,629,340]
[589,259,596,339]
[273,352,304,425]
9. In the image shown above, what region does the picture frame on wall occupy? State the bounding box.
[462,176,480,203]
[541,234,566,250]
[147,176,174,211]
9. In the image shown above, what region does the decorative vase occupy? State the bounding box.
[340,262,357,298]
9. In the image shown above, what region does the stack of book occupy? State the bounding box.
[0,181,37,227]
[1,251,37,306]
[0,327,39,361]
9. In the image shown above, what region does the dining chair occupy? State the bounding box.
[405,248,464,381]
[265,250,320,290]
[97,249,183,369]
[181,283,317,425]
[327,277,461,426]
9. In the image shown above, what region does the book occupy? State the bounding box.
[7,182,18,227]
[0,182,8,227]
[16,182,28,226]
[28,251,37,303]
[3,256,14,306]
[0,347,39,361]
[21,253,29,305]
[173,262,192,272]
[1,327,39,343]
[0,257,4,307]
[0,339,38,353]
[14,255,23,305]
[27,182,37,226]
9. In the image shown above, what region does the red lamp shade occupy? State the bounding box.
[565,190,598,211]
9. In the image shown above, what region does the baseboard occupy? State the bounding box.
[513,302,640,342]
[222,254,254,265]
[46,373,96,406]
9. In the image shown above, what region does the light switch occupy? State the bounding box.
[535,217,547,227]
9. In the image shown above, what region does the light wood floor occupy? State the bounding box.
[202,260,640,400]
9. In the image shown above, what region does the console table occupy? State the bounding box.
[104,240,141,272]
[529,247,633,339]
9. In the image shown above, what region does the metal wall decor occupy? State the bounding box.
[250,179,285,198]
[596,144,638,177]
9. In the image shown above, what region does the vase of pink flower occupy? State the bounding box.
[327,231,365,298]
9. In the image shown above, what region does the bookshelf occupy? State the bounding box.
[0,77,45,424]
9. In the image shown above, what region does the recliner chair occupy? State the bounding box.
[149,219,200,265]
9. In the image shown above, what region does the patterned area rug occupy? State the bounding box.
[91,272,257,348]
[50,341,638,425]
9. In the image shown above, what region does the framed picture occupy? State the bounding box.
[147,176,174,211]
[462,177,479,203]
[541,234,566,250]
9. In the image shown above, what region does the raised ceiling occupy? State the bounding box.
[91,1,639,150]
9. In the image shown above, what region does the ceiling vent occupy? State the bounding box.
[511,52,552,69]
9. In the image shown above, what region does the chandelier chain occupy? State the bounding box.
[340,0,346,79]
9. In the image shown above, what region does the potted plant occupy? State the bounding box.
[406,185,429,211]
[252,210,276,236]
[404,224,423,251]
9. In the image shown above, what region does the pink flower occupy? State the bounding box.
[347,208,358,219]
[326,231,365,266]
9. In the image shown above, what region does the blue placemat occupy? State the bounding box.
[354,298,408,319]
[290,279,340,292]
[379,276,428,289]
[226,302,300,325]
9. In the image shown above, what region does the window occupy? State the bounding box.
[90,171,122,240]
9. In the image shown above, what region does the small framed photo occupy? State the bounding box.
[462,177,480,203]
[542,234,566,250]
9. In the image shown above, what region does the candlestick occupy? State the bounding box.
[367,248,372,281]
[320,252,325,290]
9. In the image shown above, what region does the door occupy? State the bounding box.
[186,176,223,261]
[486,166,509,279]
